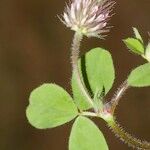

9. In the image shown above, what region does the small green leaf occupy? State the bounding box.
[128,63,150,87]
[69,116,109,150]
[72,48,115,110]
[133,27,144,43]
[123,38,144,55]
[26,84,78,129]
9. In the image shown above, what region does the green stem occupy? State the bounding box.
[106,117,150,149]
[108,80,129,114]
[71,32,94,107]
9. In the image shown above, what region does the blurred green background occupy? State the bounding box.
[0,0,150,150]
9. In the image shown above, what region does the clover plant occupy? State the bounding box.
[26,0,150,149]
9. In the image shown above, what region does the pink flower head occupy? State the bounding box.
[60,0,115,38]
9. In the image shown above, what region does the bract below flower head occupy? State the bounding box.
[60,0,115,38]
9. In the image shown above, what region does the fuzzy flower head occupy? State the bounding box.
[60,0,115,38]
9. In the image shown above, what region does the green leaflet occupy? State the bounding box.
[26,84,78,129]
[128,63,150,87]
[69,116,109,150]
[72,48,115,110]
[123,38,144,55]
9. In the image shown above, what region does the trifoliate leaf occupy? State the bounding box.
[69,116,109,150]
[26,84,78,129]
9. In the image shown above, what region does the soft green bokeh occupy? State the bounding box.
[123,38,144,55]
[69,116,109,150]
[26,84,78,129]
[128,63,150,87]
[72,48,115,110]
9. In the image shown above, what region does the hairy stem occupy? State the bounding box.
[71,32,94,107]
[108,80,129,114]
[107,118,150,150]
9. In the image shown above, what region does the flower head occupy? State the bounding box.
[59,0,115,38]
